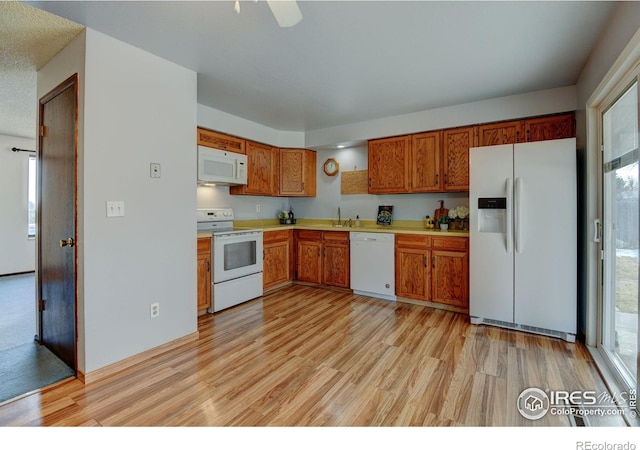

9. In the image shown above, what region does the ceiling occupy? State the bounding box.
[4,1,620,139]
[0,1,83,139]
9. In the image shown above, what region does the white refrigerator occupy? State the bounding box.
[469,138,577,342]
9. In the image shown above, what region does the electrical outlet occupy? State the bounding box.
[256,204,261,212]
[150,302,159,318]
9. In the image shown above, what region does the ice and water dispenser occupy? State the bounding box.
[477,198,507,233]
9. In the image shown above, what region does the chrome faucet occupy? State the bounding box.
[338,207,341,226]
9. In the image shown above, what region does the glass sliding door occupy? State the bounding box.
[601,80,639,392]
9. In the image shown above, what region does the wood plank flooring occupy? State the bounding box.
[0,284,624,426]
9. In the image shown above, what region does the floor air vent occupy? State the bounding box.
[471,317,576,342]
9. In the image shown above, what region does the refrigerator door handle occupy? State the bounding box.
[515,177,523,253]
[506,177,512,253]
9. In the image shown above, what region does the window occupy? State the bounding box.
[601,80,639,390]
[28,155,35,237]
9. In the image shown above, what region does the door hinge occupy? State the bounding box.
[39,299,46,311]
[39,125,47,137]
[601,250,605,260]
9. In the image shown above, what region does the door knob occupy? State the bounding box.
[59,237,75,247]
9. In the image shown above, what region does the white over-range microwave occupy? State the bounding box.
[197,146,248,186]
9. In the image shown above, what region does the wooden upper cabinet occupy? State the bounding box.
[524,113,575,142]
[411,131,441,192]
[197,128,245,154]
[279,149,316,197]
[230,140,278,196]
[478,120,523,146]
[442,126,475,192]
[368,136,411,194]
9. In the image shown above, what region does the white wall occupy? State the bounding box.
[305,86,577,149]
[289,145,468,222]
[198,104,305,148]
[38,28,198,374]
[81,29,197,373]
[0,134,36,275]
[206,87,576,222]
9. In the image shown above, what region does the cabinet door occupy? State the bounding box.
[524,113,575,142]
[197,128,246,154]
[478,120,523,146]
[431,250,468,307]
[368,136,411,194]
[297,240,322,284]
[263,240,290,289]
[395,248,430,300]
[279,148,316,197]
[411,131,441,192]
[442,126,475,192]
[230,141,277,196]
[197,238,211,311]
[322,242,350,288]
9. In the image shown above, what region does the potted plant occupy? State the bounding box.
[438,215,450,231]
[278,210,289,224]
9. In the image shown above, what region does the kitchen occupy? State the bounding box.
[1,0,639,437]
[195,113,575,334]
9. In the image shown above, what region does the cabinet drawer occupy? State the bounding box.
[395,234,430,249]
[296,230,322,241]
[432,236,468,251]
[197,237,211,253]
[264,229,291,243]
[322,231,349,242]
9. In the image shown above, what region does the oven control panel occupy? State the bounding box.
[197,208,234,222]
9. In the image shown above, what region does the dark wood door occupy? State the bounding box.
[38,75,77,371]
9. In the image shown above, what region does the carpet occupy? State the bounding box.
[0,342,75,403]
[0,273,75,404]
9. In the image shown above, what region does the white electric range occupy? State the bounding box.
[197,208,263,313]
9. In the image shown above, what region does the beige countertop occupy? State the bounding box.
[231,218,469,237]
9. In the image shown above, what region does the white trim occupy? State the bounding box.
[587,27,640,107]
[587,346,640,427]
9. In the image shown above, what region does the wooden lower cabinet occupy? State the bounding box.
[295,230,349,288]
[431,250,468,307]
[395,234,431,301]
[322,233,350,288]
[197,237,211,311]
[263,229,293,289]
[395,234,469,308]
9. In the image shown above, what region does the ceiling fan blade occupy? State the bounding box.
[266,1,302,28]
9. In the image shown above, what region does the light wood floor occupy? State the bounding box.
[0,284,625,426]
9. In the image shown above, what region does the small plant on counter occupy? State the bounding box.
[278,210,290,224]
[438,215,451,224]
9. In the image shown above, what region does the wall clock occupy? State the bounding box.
[323,158,339,176]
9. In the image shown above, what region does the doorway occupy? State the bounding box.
[37,74,78,371]
[600,78,639,396]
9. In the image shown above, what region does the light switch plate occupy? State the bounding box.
[106,201,125,217]
[150,163,161,178]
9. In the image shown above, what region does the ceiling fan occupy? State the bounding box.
[234,0,303,28]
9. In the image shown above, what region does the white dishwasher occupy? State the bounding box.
[350,232,396,301]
